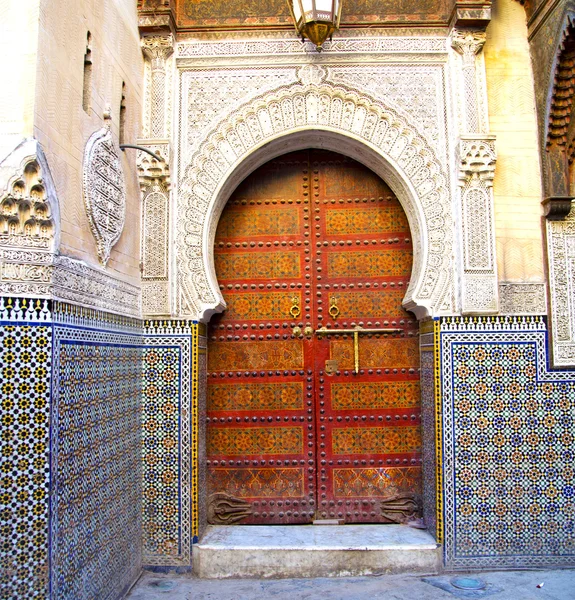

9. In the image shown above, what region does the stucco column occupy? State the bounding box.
[452,29,499,314]
[139,33,173,317]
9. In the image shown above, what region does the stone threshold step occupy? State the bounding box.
[193,525,441,579]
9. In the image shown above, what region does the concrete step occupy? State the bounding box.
[192,525,441,579]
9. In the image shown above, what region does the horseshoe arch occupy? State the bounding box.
[176,82,454,321]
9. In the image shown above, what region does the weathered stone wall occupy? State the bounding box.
[34,0,144,280]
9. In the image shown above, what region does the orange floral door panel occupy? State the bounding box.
[207,153,316,525]
[207,150,422,525]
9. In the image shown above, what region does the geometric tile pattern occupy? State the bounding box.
[440,316,575,569]
[143,323,195,567]
[0,322,52,600]
[51,324,143,600]
[142,346,182,562]
[419,327,438,542]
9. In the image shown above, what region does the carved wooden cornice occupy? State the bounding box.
[547,16,575,150]
[138,0,176,35]
[542,196,574,220]
[449,0,492,29]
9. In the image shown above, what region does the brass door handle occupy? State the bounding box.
[290,296,301,318]
[328,296,340,319]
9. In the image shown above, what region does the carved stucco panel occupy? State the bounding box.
[176,82,454,321]
[498,283,547,316]
[456,135,498,314]
[547,205,575,366]
[179,67,297,167]
[327,65,448,161]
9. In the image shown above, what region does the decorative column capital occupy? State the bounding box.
[451,29,487,65]
[141,34,174,66]
[458,136,497,187]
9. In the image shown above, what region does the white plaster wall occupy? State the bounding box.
[0,0,40,157]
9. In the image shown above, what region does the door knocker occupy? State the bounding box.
[329,296,340,319]
[290,296,301,318]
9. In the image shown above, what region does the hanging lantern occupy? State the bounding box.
[288,0,342,51]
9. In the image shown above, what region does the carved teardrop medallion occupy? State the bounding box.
[83,127,126,265]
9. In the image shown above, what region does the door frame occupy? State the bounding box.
[187,126,448,543]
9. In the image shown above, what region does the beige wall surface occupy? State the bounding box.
[0,0,40,157]
[484,0,544,283]
[34,0,144,282]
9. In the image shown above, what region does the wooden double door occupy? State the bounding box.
[206,150,421,525]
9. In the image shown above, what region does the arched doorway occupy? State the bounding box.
[206,149,421,525]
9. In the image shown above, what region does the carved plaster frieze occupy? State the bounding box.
[177,37,448,63]
[142,34,174,65]
[297,64,327,86]
[180,63,448,174]
[52,255,140,317]
[0,142,138,318]
[0,251,141,317]
[142,280,170,316]
[139,35,173,318]
[136,141,171,318]
[176,82,454,321]
[458,136,496,186]
[82,127,127,266]
[547,202,575,366]
[457,135,498,314]
[498,283,547,315]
